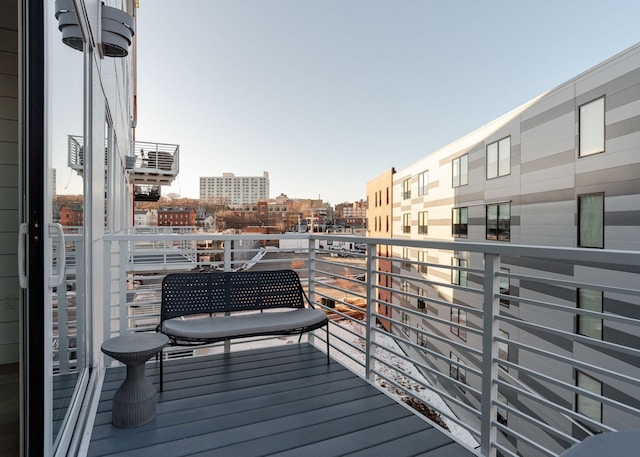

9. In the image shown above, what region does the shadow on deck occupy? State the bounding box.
[88,344,476,456]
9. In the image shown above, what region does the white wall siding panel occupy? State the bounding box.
[384,43,640,454]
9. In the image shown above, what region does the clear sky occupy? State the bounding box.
[134,0,640,206]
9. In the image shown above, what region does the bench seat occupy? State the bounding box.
[161,308,328,341]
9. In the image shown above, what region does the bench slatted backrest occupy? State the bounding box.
[161,270,306,321]
[161,272,226,320]
[227,270,305,311]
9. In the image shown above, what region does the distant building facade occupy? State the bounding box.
[366,168,395,331]
[376,43,640,456]
[157,206,196,226]
[199,172,270,207]
[335,200,367,227]
[59,203,84,227]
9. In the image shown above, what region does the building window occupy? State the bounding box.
[401,311,410,336]
[418,250,428,274]
[499,268,510,306]
[451,307,467,341]
[452,154,468,187]
[450,352,467,386]
[579,97,605,157]
[402,178,411,199]
[578,193,604,248]
[486,136,511,179]
[402,213,411,234]
[497,391,508,426]
[402,247,410,268]
[418,171,428,196]
[418,211,428,235]
[498,329,509,371]
[417,287,427,312]
[417,324,427,347]
[576,371,602,423]
[452,207,468,238]
[451,258,468,287]
[577,289,603,340]
[401,279,410,293]
[486,203,511,241]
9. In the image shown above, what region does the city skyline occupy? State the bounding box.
[133,1,640,205]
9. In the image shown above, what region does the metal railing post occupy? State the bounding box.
[365,242,376,382]
[481,253,500,457]
[308,237,316,304]
[223,240,232,353]
[308,237,317,346]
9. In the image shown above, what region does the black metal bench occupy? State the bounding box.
[157,269,330,391]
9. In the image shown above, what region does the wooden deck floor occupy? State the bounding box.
[88,344,476,457]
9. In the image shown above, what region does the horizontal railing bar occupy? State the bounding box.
[499,314,640,362]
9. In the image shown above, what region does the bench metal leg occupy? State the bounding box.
[326,322,330,365]
[159,348,164,392]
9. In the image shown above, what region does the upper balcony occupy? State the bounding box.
[128,140,180,185]
[54,232,640,456]
[67,136,180,186]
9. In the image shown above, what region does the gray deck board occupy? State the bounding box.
[88,343,476,457]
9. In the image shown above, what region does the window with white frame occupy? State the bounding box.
[452,154,468,187]
[402,178,411,199]
[497,391,508,426]
[418,250,428,274]
[402,247,410,268]
[401,311,410,336]
[418,211,428,235]
[498,329,509,371]
[418,170,428,196]
[578,193,604,248]
[579,97,605,157]
[451,258,468,287]
[486,136,511,179]
[452,207,468,238]
[499,267,510,306]
[402,213,411,234]
[451,307,467,341]
[577,289,603,340]
[450,352,467,385]
[401,279,410,293]
[417,324,427,347]
[576,371,602,423]
[417,287,427,312]
[486,203,511,241]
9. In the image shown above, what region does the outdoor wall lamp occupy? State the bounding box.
[55,0,84,51]
[54,1,135,57]
[101,3,135,57]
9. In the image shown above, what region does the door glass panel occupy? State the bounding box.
[46,1,86,449]
[1,2,19,455]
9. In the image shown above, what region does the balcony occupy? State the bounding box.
[61,232,640,456]
[128,141,180,186]
[67,136,179,186]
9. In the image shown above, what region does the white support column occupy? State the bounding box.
[481,253,500,457]
[118,240,128,335]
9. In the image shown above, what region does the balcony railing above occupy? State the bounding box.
[67,136,179,186]
[128,140,179,185]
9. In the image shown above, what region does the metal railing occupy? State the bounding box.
[67,135,179,178]
[97,231,640,457]
[130,140,179,175]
